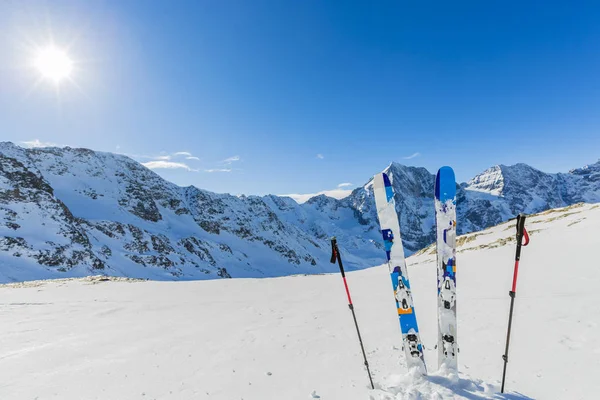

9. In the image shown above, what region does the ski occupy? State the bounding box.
[434,166,458,371]
[373,172,426,373]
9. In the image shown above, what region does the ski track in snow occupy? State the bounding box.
[0,204,599,399]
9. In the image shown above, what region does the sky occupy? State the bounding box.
[1,0,600,200]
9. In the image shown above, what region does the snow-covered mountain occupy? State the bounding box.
[0,142,384,282]
[1,141,599,282]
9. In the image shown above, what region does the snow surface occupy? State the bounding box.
[1,203,599,399]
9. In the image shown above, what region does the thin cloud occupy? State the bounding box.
[403,152,421,160]
[186,156,200,161]
[204,155,240,172]
[125,150,198,160]
[142,161,197,172]
[21,139,61,148]
[316,154,324,159]
[205,168,232,173]
[337,183,353,188]
[222,155,241,165]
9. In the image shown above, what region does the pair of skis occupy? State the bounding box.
[372,167,457,374]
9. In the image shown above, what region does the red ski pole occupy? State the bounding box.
[501,214,530,393]
[330,237,374,390]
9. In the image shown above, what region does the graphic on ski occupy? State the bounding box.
[373,172,427,373]
[435,166,458,371]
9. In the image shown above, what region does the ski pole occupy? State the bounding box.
[501,213,530,393]
[330,237,374,390]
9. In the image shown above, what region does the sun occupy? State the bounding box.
[34,46,73,82]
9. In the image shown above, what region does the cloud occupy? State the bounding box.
[205,168,232,173]
[21,139,60,148]
[142,161,197,171]
[282,188,353,204]
[403,152,421,160]
[126,150,198,162]
[222,155,241,165]
[202,155,240,172]
[337,182,353,188]
[316,154,324,159]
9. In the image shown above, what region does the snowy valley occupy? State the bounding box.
[1,142,599,283]
[1,203,598,399]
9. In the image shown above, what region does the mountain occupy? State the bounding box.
[0,141,599,282]
[0,142,383,282]
[2,203,598,399]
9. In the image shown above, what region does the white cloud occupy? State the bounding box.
[403,152,421,160]
[142,161,197,172]
[222,155,240,164]
[282,188,353,204]
[337,182,353,188]
[127,151,198,162]
[21,139,60,148]
[205,168,232,173]
[316,154,324,159]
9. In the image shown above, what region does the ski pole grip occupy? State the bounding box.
[515,214,527,261]
[330,237,346,276]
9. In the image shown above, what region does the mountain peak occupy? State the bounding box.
[466,165,505,195]
[466,163,547,196]
[569,160,600,182]
[384,161,430,175]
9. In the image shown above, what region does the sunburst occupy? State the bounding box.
[34,46,74,82]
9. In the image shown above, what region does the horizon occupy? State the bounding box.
[1,1,600,198]
[3,140,598,203]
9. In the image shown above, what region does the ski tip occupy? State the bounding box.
[437,165,454,174]
[435,166,456,201]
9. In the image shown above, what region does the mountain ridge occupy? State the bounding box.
[1,141,598,283]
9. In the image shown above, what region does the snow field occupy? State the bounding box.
[0,203,599,399]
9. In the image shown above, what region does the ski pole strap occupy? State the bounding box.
[522,227,530,246]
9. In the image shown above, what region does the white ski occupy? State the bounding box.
[373,172,426,373]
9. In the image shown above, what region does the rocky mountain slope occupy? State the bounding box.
[0,141,598,282]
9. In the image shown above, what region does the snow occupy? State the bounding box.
[1,203,599,399]
[282,188,354,204]
[465,166,505,197]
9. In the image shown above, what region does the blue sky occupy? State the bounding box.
[1,1,599,199]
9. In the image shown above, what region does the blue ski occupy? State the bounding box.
[435,166,458,371]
